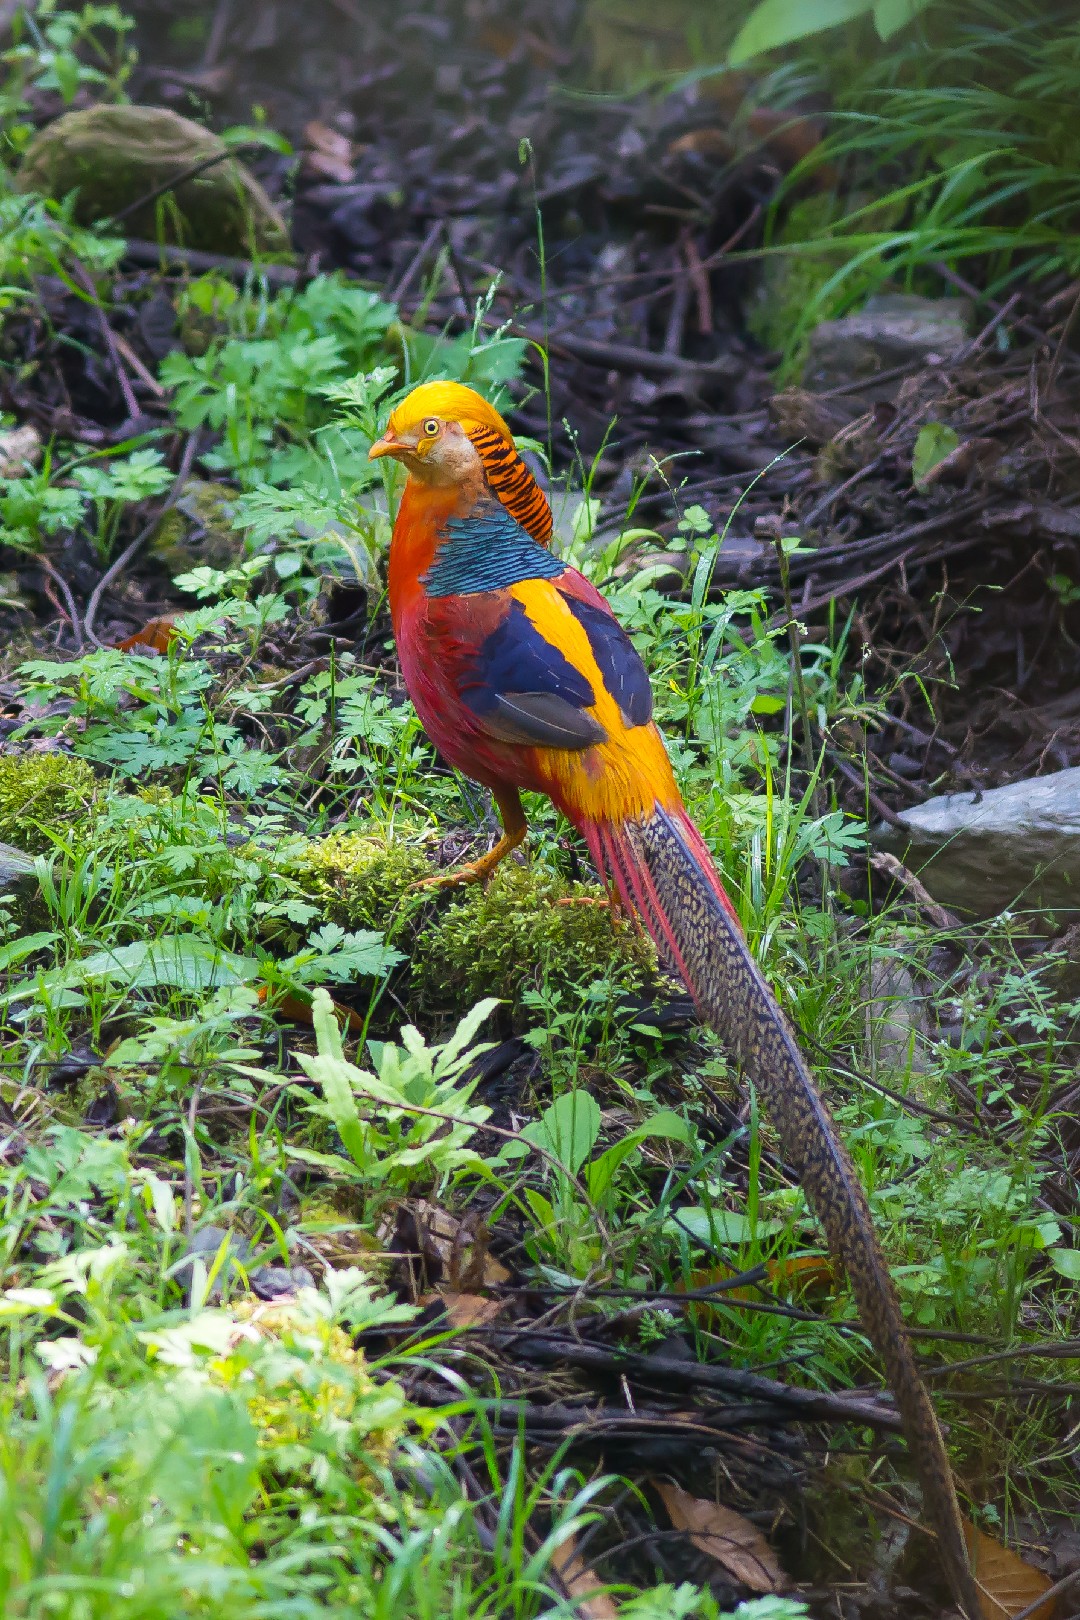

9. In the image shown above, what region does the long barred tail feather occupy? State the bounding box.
[582,803,979,1618]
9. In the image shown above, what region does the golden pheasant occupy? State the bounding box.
[369,379,978,1616]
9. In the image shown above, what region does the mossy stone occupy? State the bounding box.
[17,104,290,256]
[293,831,656,1024]
[416,862,655,1018]
[584,0,735,88]
[292,831,432,937]
[149,479,241,576]
[0,752,97,854]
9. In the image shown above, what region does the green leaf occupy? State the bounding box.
[24,937,260,997]
[730,0,872,64]
[872,0,935,40]
[586,1110,692,1202]
[522,1091,602,1176]
[1048,1248,1080,1281]
[669,1206,789,1246]
[0,931,57,972]
[524,1187,556,1233]
[911,421,960,489]
[306,987,372,1171]
[750,694,787,716]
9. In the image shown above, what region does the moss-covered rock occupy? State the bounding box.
[747,193,908,383]
[0,752,97,853]
[292,830,656,1023]
[294,831,433,935]
[416,862,656,1017]
[149,479,242,576]
[17,105,290,255]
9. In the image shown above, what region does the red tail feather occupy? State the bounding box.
[580,807,740,1011]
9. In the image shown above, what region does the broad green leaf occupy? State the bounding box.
[524,1187,556,1233]
[912,421,960,489]
[0,931,57,971]
[586,1110,693,1202]
[523,1091,602,1176]
[281,1144,360,1178]
[873,0,935,40]
[750,693,787,716]
[669,1206,789,1246]
[71,937,257,992]
[730,0,872,64]
[1048,1248,1080,1281]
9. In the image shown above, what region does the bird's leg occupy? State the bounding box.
[416,786,528,891]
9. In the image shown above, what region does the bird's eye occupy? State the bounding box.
[422,418,440,437]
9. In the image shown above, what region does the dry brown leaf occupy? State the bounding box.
[436,1290,507,1329]
[964,1519,1056,1620]
[668,128,734,162]
[413,1200,509,1291]
[115,614,179,654]
[256,984,363,1033]
[680,1255,834,1329]
[655,1481,787,1594]
[549,1532,620,1619]
[303,119,355,183]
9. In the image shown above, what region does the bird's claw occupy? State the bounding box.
[412,862,488,893]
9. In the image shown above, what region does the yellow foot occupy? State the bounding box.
[413,791,529,894]
[555,893,624,926]
[413,850,507,893]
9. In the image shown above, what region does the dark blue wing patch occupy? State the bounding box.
[424,500,565,598]
[560,593,653,728]
[462,600,606,750]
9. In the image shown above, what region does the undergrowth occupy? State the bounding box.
[0,2,1075,1614]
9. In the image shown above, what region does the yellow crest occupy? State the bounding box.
[386,381,514,443]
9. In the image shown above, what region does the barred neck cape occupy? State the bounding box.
[463,422,553,547]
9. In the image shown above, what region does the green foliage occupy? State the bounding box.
[73,447,173,560]
[0,750,97,852]
[730,0,935,64]
[272,989,498,1208]
[743,1,1080,365]
[19,627,291,788]
[160,273,524,498]
[1,2,135,138]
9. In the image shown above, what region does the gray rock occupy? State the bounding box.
[867,952,932,1076]
[877,768,1080,920]
[804,292,973,394]
[149,479,240,576]
[0,424,41,477]
[18,104,290,255]
[0,841,37,891]
[249,1264,316,1300]
[176,1224,252,1304]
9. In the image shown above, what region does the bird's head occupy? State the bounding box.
[368,381,513,487]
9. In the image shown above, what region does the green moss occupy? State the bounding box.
[294,831,433,935]
[747,192,906,382]
[416,862,655,1018]
[0,752,97,853]
[293,831,656,1023]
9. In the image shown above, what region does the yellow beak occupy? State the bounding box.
[368,431,402,462]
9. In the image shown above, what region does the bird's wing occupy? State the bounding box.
[554,571,654,729]
[455,594,608,750]
[421,559,654,754]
